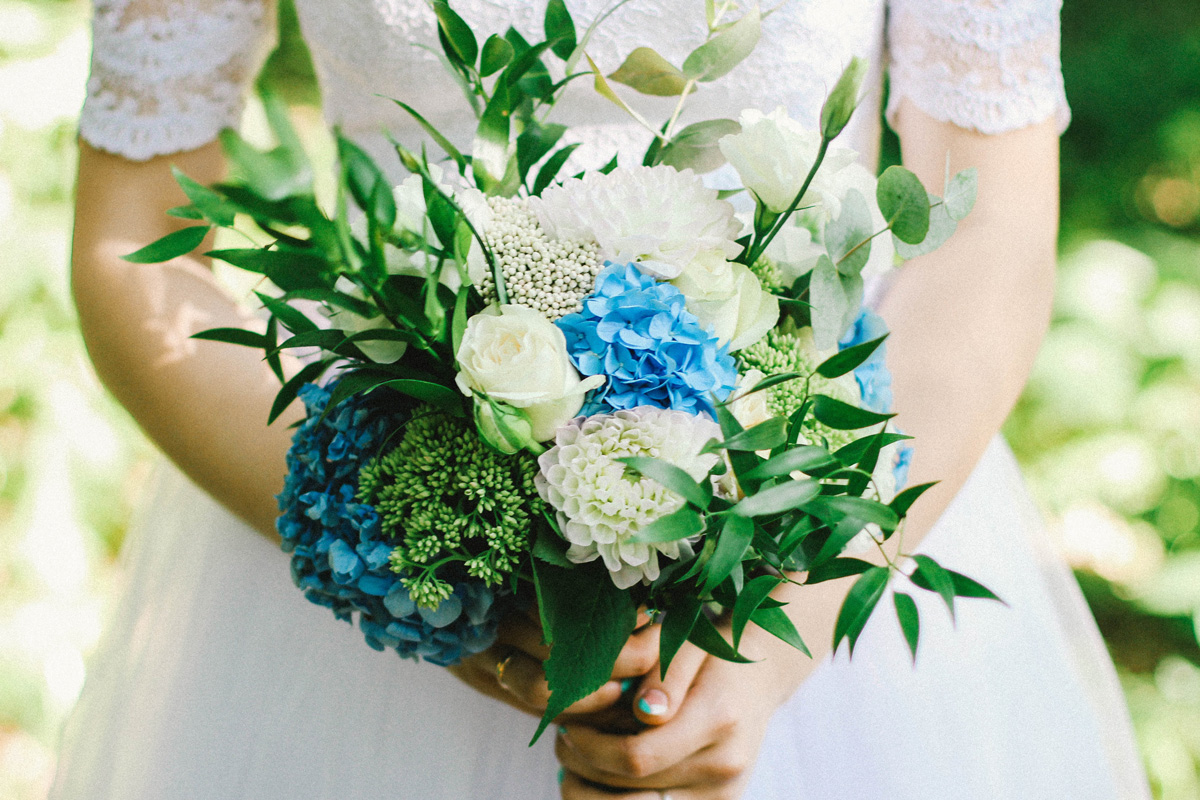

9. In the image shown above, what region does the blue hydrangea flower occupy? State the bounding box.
[839,307,913,490]
[556,262,738,417]
[277,382,502,666]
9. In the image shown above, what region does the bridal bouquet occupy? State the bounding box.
[126,0,995,741]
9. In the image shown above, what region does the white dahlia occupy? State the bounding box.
[536,406,722,589]
[529,165,742,280]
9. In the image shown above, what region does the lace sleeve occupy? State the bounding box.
[885,0,1070,135]
[80,0,274,161]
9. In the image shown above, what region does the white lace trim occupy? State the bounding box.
[885,0,1071,135]
[80,0,272,161]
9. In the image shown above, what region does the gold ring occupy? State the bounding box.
[496,653,514,688]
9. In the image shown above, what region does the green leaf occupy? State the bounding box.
[272,329,347,353]
[912,554,956,619]
[805,557,875,584]
[731,574,781,648]
[658,118,742,174]
[432,0,478,66]
[732,478,820,518]
[809,254,848,350]
[172,168,236,226]
[910,565,1002,603]
[744,371,807,396]
[751,605,810,656]
[741,446,837,481]
[810,515,872,568]
[833,432,910,465]
[338,134,395,228]
[206,248,332,291]
[710,417,787,453]
[702,515,755,593]
[388,99,467,174]
[379,379,462,409]
[532,560,638,744]
[659,595,702,679]
[190,327,268,349]
[516,123,567,179]
[479,33,515,76]
[219,128,311,200]
[825,188,875,276]
[586,54,660,137]
[628,506,706,544]
[877,165,931,245]
[166,205,205,221]
[806,495,900,531]
[269,358,332,424]
[532,143,581,195]
[255,292,318,334]
[889,481,937,518]
[687,612,752,663]
[608,47,688,96]
[817,334,887,380]
[894,192,958,260]
[533,523,572,567]
[832,565,888,656]
[681,5,760,82]
[943,167,978,222]
[543,0,577,60]
[122,226,210,263]
[451,285,471,360]
[618,456,709,508]
[894,591,920,662]
[264,317,284,382]
[811,395,894,430]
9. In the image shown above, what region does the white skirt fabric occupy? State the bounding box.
[49,435,1150,799]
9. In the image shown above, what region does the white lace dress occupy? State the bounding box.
[56,1,1149,798]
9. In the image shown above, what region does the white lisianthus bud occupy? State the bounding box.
[672,254,779,352]
[454,305,604,442]
[820,57,869,140]
[719,107,859,215]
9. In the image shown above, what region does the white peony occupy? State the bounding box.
[454,305,603,442]
[529,165,741,280]
[536,407,722,589]
[671,254,779,351]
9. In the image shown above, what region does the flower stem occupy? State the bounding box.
[745,137,831,266]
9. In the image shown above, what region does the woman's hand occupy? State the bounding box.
[448,607,661,724]
[554,621,811,799]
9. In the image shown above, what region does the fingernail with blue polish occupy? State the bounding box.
[637,689,669,717]
[557,724,568,735]
[557,767,565,785]
[620,678,634,693]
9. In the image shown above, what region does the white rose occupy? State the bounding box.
[454,305,604,441]
[729,369,773,430]
[719,107,859,215]
[672,254,779,352]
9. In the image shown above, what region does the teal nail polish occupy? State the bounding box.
[638,692,670,716]
[620,678,634,693]
[557,767,565,785]
[557,725,568,736]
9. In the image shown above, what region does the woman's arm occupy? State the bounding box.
[554,103,1062,799]
[72,140,300,537]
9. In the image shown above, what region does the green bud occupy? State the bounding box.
[820,57,868,140]
[473,396,544,456]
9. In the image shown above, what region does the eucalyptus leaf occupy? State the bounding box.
[944,167,978,221]
[732,478,820,518]
[122,226,210,264]
[894,193,958,260]
[825,188,874,276]
[877,165,930,245]
[832,566,888,656]
[658,118,741,173]
[681,5,760,82]
[809,255,847,350]
[609,47,688,96]
[894,591,920,662]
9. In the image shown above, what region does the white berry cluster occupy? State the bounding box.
[477,196,602,320]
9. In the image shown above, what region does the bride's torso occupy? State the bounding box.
[291,0,887,168]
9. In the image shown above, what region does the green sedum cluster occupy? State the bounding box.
[357,407,545,608]
[738,328,860,451]
[747,254,787,292]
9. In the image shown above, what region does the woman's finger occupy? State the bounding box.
[496,611,551,661]
[632,642,708,726]
[610,621,661,679]
[488,646,626,715]
[560,770,686,800]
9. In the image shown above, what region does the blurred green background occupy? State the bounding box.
[0,0,1198,797]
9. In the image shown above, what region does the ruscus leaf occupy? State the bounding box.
[121,226,210,263]
[732,478,820,517]
[817,334,888,379]
[618,456,710,509]
[894,591,920,662]
[832,566,888,656]
[912,554,956,620]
